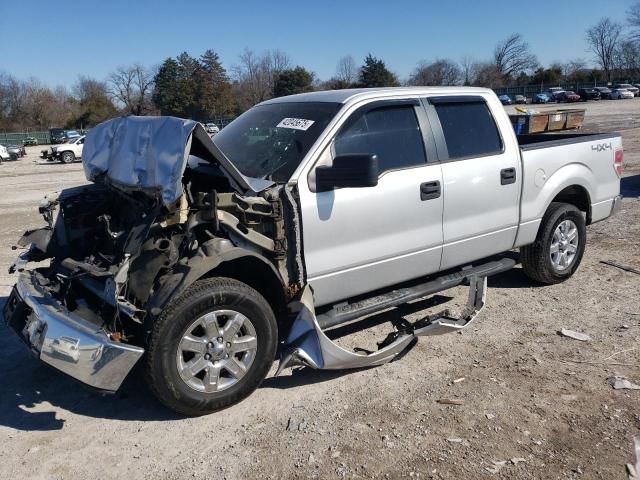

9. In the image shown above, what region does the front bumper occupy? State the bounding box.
[2,271,144,392]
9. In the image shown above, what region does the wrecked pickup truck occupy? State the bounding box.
[3,87,623,415]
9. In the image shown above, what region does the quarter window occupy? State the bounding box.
[433,101,502,159]
[334,105,426,173]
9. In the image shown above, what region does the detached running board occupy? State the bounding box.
[276,257,511,374]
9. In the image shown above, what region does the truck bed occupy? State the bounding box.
[514,130,622,249]
[517,132,621,150]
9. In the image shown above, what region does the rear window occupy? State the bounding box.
[432,100,503,159]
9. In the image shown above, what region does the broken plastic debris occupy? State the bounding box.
[486,460,507,474]
[559,328,591,342]
[608,376,640,390]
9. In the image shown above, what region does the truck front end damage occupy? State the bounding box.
[3,116,302,392]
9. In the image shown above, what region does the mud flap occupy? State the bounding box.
[276,276,487,375]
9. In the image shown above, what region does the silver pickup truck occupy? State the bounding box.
[3,87,623,415]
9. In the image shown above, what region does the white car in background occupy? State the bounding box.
[48,135,85,163]
[610,88,634,100]
[205,123,220,136]
[0,144,9,163]
[614,83,639,96]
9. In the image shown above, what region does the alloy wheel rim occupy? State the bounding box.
[175,309,257,393]
[550,219,579,271]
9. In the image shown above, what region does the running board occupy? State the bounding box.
[276,274,489,375]
[316,257,515,330]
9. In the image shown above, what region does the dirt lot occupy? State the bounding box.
[0,101,639,480]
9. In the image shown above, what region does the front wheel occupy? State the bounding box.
[145,277,278,416]
[61,151,75,163]
[521,202,586,284]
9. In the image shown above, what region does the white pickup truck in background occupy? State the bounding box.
[4,87,623,415]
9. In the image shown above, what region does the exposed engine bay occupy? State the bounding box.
[11,117,304,351]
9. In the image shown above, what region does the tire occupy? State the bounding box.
[61,151,75,163]
[521,202,586,285]
[145,277,278,416]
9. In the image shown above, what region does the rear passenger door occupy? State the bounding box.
[299,100,443,307]
[424,96,520,269]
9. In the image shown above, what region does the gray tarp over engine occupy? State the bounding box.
[82,116,273,204]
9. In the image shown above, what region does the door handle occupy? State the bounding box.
[500,168,516,185]
[420,181,441,200]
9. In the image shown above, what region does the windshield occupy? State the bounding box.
[213,101,341,182]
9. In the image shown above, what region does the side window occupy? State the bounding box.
[334,105,426,173]
[78,138,85,145]
[433,101,502,159]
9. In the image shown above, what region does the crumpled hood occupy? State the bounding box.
[82,116,273,205]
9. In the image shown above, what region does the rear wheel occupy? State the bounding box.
[521,202,586,284]
[61,151,75,163]
[145,277,278,416]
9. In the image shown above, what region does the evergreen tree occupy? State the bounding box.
[197,49,234,119]
[357,55,399,87]
[273,67,314,97]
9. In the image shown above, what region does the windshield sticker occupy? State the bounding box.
[277,118,315,131]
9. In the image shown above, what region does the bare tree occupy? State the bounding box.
[629,2,640,40]
[586,18,622,82]
[232,48,292,109]
[614,40,640,80]
[408,59,461,86]
[472,62,504,88]
[493,33,538,79]
[336,55,357,84]
[562,58,587,82]
[108,64,155,115]
[460,56,476,85]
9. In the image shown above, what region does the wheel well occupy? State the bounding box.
[551,185,592,224]
[205,257,288,320]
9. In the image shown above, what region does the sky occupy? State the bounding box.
[0,0,637,88]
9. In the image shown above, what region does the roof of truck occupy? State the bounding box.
[261,86,494,106]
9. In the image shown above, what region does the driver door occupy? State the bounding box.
[297,100,444,307]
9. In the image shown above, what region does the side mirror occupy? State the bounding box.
[315,154,378,192]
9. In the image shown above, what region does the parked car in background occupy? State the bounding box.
[532,93,550,104]
[610,88,634,100]
[577,88,601,101]
[543,87,565,102]
[64,130,81,141]
[513,94,527,104]
[205,123,220,135]
[594,87,612,99]
[7,144,26,158]
[0,144,9,163]
[49,127,66,144]
[42,135,85,163]
[23,137,39,146]
[498,94,512,105]
[614,83,639,96]
[556,91,581,103]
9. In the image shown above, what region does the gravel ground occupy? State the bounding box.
[0,102,639,479]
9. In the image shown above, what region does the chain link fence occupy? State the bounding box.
[0,116,237,146]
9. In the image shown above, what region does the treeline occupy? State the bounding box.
[1,5,639,132]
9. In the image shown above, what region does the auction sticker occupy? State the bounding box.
[277,118,315,131]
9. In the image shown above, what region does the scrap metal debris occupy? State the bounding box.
[559,328,592,342]
[436,398,465,406]
[608,376,640,390]
[600,260,640,275]
[628,437,640,480]
[485,460,507,474]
